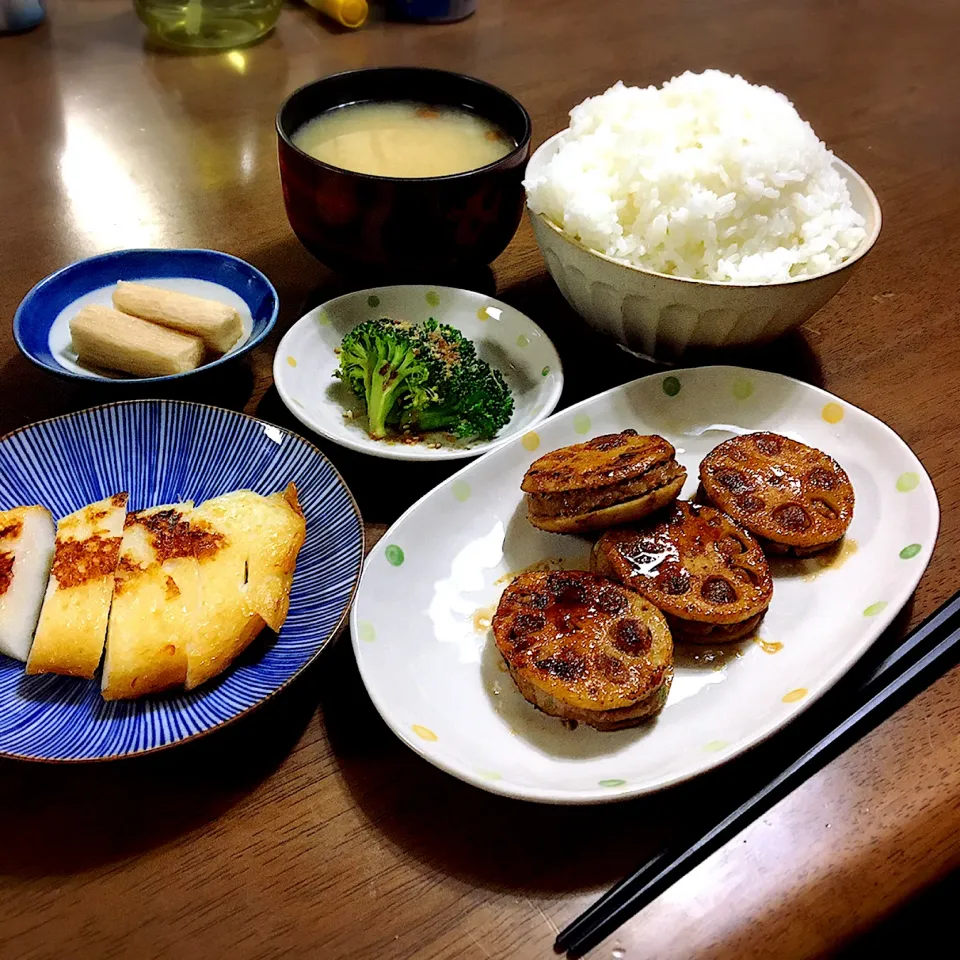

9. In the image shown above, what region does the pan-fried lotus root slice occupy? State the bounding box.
[699,432,854,555]
[591,501,772,643]
[492,571,673,730]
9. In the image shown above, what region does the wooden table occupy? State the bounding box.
[1,2,958,957]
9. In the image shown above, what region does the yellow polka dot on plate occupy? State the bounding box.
[357,621,376,643]
[573,413,591,435]
[864,601,888,617]
[704,740,729,752]
[822,402,844,424]
[452,480,471,502]
[782,688,808,703]
[286,356,297,368]
[732,379,754,400]
[522,432,540,451]
[477,770,502,781]
[516,334,530,348]
[412,724,438,742]
[317,311,331,326]
[476,306,489,320]
[425,290,440,307]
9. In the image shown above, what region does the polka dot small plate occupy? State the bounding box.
[351,366,939,803]
[273,285,564,461]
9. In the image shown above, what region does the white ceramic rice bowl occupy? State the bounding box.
[527,133,882,359]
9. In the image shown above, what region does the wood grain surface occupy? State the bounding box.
[1,1,959,957]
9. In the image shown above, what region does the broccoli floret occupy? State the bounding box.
[399,319,514,441]
[335,318,438,439]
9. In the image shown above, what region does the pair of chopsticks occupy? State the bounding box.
[556,588,960,958]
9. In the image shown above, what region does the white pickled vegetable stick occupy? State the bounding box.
[70,305,204,378]
[113,282,243,353]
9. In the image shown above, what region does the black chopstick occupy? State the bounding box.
[557,588,960,958]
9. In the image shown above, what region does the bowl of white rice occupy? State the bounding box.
[524,71,881,358]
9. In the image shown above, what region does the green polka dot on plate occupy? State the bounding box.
[573,413,591,435]
[662,376,681,397]
[367,295,380,308]
[732,379,754,400]
[452,480,471,502]
[477,770,502,781]
[896,472,919,493]
[385,544,405,567]
[703,740,728,753]
[317,311,331,326]
[516,334,530,348]
[425,290,440,307]
[900,543,922,560]
[357,621,376,643]
[599,778,626,788]
[541,365,550,377]
[864,601,888,617]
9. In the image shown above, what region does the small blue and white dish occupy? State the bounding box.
[13,248,279,384]
[0,400,364,762]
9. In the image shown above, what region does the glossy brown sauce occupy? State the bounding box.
[472,606,495,633]
[756,637,784,654]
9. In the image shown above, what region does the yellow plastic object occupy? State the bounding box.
[305,0,368,28]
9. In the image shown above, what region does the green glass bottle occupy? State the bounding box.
[135,0,284,50]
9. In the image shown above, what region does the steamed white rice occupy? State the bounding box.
[524,71,867,284]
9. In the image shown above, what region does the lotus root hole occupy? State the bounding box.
[658,567,691,595]
[717,534,747,556]
[735,493,765,514]
[755,435,784,456]
[717,470,751,494]
[810,498,839,520]
[597,587,628,615]
[701,576,738,604]
[613,618,653,655]
[773,502,812,532]
[808,466,839,489]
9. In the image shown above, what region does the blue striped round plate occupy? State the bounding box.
[0,401,364,761]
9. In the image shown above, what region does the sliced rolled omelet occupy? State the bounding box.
[186,484,306,690]
[101,503,199,700]
[26,493,128,678]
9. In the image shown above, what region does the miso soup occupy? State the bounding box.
[292,101,515,178]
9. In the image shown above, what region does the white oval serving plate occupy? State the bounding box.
[273,285,564,461]
[351,366,939,803]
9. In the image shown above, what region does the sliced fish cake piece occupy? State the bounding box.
[101,503,199,700]
[0,507,56,662]
[186,488,295,691]
[184,485,305,691]
[27,493,128,678]
[192,484,306,632]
